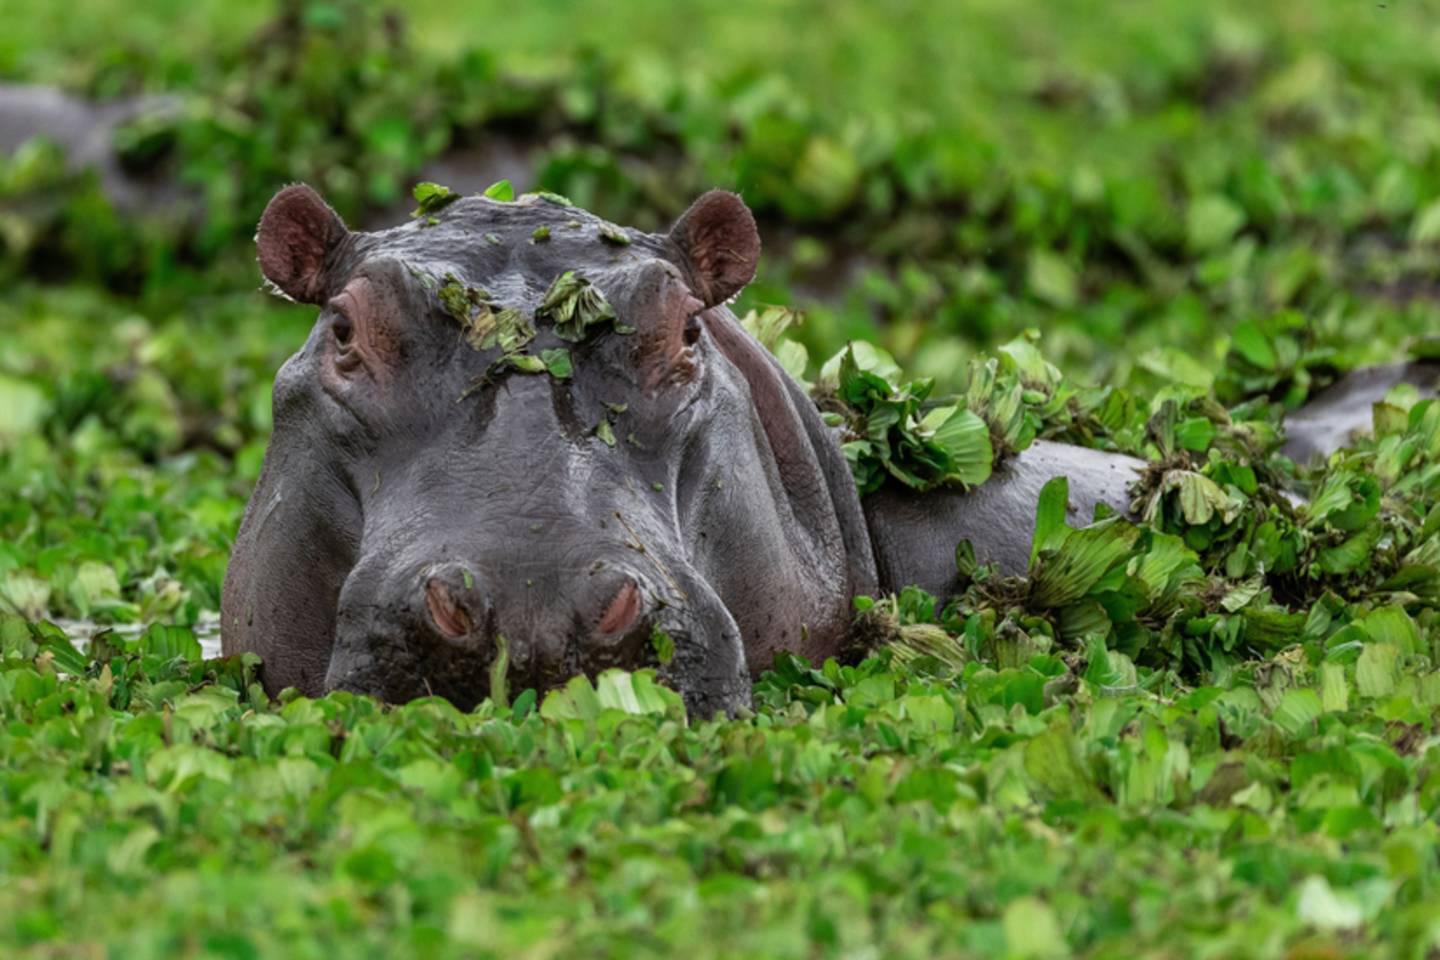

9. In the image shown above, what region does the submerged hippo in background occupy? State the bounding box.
[1281,361,1440,463]
[0,84,177,211]
[222,184,1145,715]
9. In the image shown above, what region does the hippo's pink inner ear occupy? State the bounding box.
[256,184,348,304]
[668,190,760,307]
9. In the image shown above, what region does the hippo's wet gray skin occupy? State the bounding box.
[222,186,877,718]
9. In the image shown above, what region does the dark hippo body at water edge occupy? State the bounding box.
[221,183,1435,715]
[223,186,874,718]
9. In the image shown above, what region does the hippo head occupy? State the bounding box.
[221,185,876,717]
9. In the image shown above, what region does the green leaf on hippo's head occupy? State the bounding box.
[955,539,978,579]
[537,271,620,341]
[411,181,460,217]
[481,179,514,201]
[436,274,474,324]
[594,419,616,447]
[520,189,575,207]
[499,354,546,374]
[598,223,631,245]
[531,225,551,243]
[540,348,573,379]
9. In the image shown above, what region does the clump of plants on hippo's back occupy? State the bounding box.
[809,330,1145,497]
[821,344,994,496]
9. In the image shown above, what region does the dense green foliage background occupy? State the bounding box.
[3,0,1440,955]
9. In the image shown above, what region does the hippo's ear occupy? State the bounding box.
[256,184,348,304]
[668,190,760,306]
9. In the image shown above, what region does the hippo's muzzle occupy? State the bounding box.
[325,550,749,717]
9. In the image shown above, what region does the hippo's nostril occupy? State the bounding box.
[425,576,473,639]
[598,578,643,636]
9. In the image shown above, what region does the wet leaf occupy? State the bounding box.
[537,271,620,341]
[411,181,460,216]
[481,179,514,201]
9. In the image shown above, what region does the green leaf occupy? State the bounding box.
[488,634,510,708]
[141,624,201,663]
[650,626,675,665]
[1003,896,1066,959]
[520,189,574,206]
[1031,476,1071,570]
[1031,518,1140,608]
[1272,688,1321,736]
[594,419,616,447]
[537,271,620,341]
[1174,416,1216,452]
[1296,875,1364,931]
[0,375,49,443]
[1359,606,1419,654]
[1355,643,1398,698]
[1230,320,1277,371]
[540,348,573,379]
[1187,194,1245,251]
[1027,249,1078,308]
[598,223,631,245]
[481,179,514,201]
[1177,472,1228,526]
[1319,662,1349,712]
[502,354,546,374]
[924,406,993,488]
[411,181,460,217]
[1410,198,1440,245]
[1023,718,1101,803]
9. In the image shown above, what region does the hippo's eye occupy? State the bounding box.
[331,312,354,348]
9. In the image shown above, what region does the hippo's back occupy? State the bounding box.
[1283,361,1440,463]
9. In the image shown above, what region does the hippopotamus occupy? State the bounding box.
[1281,361,1440,463]
[221,183,1145,715]
[0,84,176,211]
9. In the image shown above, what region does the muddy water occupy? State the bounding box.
[56,613,223,659]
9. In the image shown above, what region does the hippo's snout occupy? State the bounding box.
[326,554,665,707]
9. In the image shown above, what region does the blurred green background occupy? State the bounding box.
[6,5,1440,956]
[1,0,1439,625]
